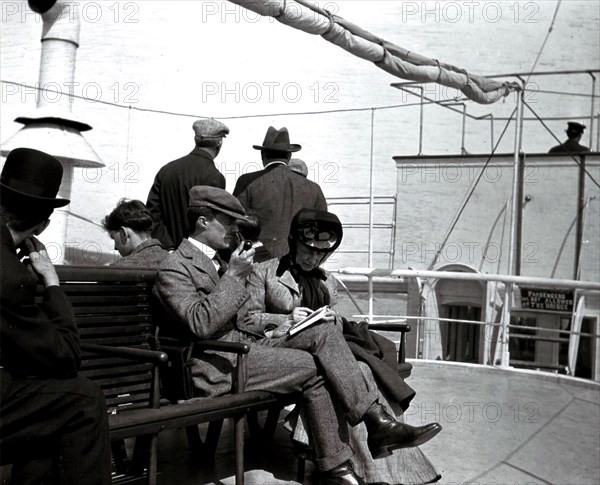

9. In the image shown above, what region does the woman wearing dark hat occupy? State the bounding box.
[244,208,440,485]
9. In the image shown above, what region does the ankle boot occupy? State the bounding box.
[320,460,367,485]
[363,402,442,459]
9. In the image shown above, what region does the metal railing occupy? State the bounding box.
[337,267,600,381]
[327,195,397,268]
[392,69,600,154]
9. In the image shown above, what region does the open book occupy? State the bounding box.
[288,306,328,336]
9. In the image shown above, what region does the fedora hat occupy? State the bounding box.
[253,126,301,152]
[1,148,69,208]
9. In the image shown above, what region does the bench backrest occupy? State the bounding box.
[39,265,158,414]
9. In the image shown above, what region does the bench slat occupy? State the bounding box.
[82,336,151,346]
[67,295,151,305]
[73,306,150,315]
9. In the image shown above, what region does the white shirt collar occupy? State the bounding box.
[264,161,287,168]
[187,238,218,267]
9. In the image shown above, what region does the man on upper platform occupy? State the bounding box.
[549,121,590,153]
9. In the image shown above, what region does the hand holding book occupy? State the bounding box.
[287,305,334,336]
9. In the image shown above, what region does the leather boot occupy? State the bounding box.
[320,460,367,485]
[363,402,442,459]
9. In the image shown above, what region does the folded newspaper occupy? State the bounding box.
[287,306,328,336]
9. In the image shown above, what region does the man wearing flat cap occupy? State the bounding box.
[154,186,441,485]
[147,118,229,250]
[233,126,327,260]
[0,148,111,484]
[549,121,590,153]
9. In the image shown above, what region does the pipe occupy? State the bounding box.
[28,0,81,118]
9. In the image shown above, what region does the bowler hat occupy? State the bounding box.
[567,122,586,134]
[253,126,301,152]
[189,186,249,221]
[193,118,229,138]
[1,148,69,208]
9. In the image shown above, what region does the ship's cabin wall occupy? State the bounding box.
[393,153,600,283]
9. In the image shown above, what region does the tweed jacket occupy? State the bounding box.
[0,220,79,379]
[233,164,327,259]
[243,258,338,335]
[152,238,250,397]
[146,147,226,250]
[112,239,168,268]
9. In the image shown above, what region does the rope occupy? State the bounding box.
[525,0,562,86]
[0,80,463,120]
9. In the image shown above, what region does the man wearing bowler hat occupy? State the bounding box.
[154,186,441,485]
[549,121,590,153]
[233,126,327,260]
[147,118,229,250]
[0,148,111,484]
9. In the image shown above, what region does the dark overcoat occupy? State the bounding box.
[0,220,79,378]
[233,164,327,259]
[146,147,226,249]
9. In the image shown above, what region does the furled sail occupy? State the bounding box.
[228,0,519,104]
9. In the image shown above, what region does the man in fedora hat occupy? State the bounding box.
[0,148,111,484]
[549,121,590,153]
[154,186,441,485]
[147,117,229,250]
[233,126,327,260]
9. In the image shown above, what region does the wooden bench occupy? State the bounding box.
[35,265,411,484]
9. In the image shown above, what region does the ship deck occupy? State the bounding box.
[152,360,600,485]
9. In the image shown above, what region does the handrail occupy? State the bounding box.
[327,195,397,268]
[340,267,600,291]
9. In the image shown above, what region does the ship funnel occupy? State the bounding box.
[1,0,104,263]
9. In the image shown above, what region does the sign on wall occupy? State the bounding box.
[520,287,575,313]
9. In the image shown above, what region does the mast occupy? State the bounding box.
[500,85,525,368]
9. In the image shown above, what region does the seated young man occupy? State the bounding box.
[153,186,441,485]
[0,148,111,484]
[103,198,169,267]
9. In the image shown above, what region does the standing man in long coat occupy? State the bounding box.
[147,118,229,249]
[233,126,327,260]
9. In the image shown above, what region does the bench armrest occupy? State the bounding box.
[368,323,411,333]
[81,342,168,365]
[192,340,251,355]
[367,323,412,367]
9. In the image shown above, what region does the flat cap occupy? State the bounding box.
[189,186,248,221]
[289,158,308,177]
[193,118,230,138]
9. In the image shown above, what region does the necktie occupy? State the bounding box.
[213,253,228,277]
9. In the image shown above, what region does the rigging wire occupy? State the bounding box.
[0,79,469,119]
[525,0,562,86]
[2,78,595,120]
[427,106,518,270]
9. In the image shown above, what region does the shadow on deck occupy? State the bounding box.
[153,361,599,485]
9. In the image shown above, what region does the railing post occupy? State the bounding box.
[501,82,524,368]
